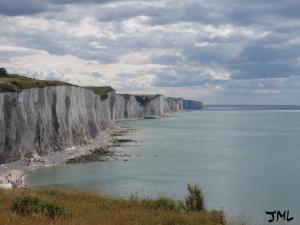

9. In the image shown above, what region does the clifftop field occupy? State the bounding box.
[0,74,114,98]
[0,187,224,225]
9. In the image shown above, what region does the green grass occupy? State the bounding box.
[11,196,66,218]
[0,187,225,225]
[141,197,180,212]
[0,74,115,98]
[85,86,115,99]
[0,74,73,93]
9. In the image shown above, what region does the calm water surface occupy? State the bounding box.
[26,110,300,223]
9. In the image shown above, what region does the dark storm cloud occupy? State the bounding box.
[147,0,300,26]
[1,0,299,23]
[0,0,125,16]
[0,0,51,16]
[229,41,300,79]
[235,42,300,63]
[48,0,120,4]
[230,63,299,79]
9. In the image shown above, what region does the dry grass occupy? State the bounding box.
[0,188,225,225]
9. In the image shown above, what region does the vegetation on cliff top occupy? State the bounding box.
[84,86,115,99]
[0,187,224,225]
[0,74,72,93]
[0,74,114,98]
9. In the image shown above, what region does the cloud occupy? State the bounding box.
[0,0,126,16]
[0,0,53,16]
[0,0,300,104]
[147,0,300,26]
[48,0,121,4]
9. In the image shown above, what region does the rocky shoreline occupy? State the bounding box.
[0,126,137,189]
[0,110,193,190]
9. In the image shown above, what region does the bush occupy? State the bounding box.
[184,184,205,211]
[41,202,66,218]
[11,196,41,216]
[11,196,66,218]
[142,185,205,212]
[143,197,179,211]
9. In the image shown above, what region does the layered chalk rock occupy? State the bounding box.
[115,95,188,120]
[0,86,203,163]
[0,86,115,163]
[163,97,183,113]
[115,94,164,120]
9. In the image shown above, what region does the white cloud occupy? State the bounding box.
[0,0,300,104]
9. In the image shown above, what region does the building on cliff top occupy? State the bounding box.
[0,68,7,76]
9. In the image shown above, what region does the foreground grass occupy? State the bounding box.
[0,188,224,225]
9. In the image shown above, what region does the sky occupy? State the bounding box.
[0,0,300,104]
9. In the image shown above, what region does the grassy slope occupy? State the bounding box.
[0,188,224,225]
[0,74,114,98]
[84,86,115,96]
[84,86,115,99]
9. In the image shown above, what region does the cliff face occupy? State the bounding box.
[0,86,115,163]
[0,87,202,163]
[115,94,164,120]
[163,97,183,113]
[114,95,194,120]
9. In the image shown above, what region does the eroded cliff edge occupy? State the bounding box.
[0,85,202,163]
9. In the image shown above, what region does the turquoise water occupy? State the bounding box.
[26,110,300,223]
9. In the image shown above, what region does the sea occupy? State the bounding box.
[26,106,300,224]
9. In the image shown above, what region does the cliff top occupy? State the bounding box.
[85,86,115,99]
[0,74,115,98]
[0,74,73,93]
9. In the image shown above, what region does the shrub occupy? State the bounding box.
[11,196,41,216]
[184,184,205,211]
[41,202,66,218]
[11,196,66,218]
[143,197,179,211]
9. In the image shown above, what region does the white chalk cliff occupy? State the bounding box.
[0,86,202,163]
